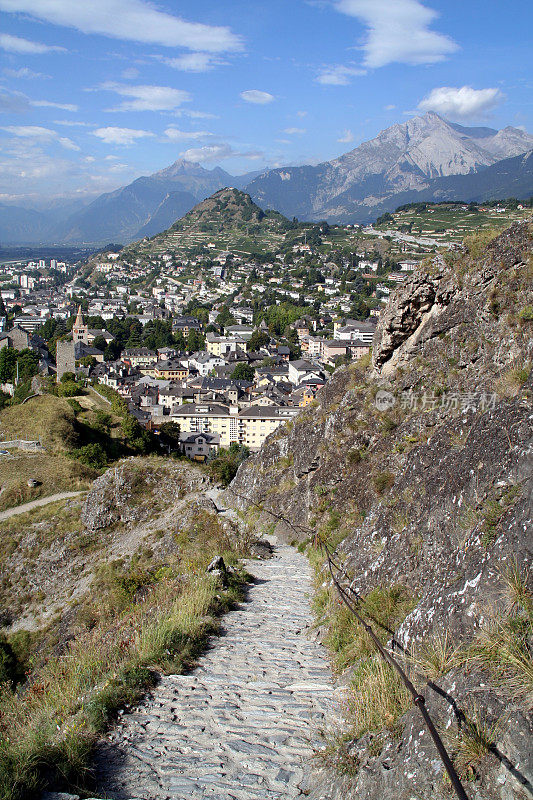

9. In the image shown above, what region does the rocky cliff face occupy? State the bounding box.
[228,223,533,800]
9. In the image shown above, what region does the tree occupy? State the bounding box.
[104,341,121,361]
[173,331,186,350]
[121,414,153,454]
[15,349,39,383]
[71,442,107,469]
[187,329,205,353]
[92,335,108,352]
[159,422,181,449]
[93,410,112,434]
[0,347,17,383]
[58,380,81,397]
[208,443,250,486]
[216,305,235,328]
[248,330,270,351]
[231,363,255,382]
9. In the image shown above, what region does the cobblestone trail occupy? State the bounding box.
[94,543,339,800]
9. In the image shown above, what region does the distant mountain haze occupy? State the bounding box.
[1,113,532,244]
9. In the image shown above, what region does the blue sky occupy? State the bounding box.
[0,0,531,204]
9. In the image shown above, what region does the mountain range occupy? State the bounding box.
[1,113,532,245]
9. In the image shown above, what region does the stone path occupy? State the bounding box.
[94,543,339,800]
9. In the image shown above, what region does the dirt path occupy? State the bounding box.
[0,491,85,521]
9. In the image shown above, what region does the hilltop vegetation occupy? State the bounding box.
[122,187,311,260]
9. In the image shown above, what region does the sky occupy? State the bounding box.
[0,0,531,205]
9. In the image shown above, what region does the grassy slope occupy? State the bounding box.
[0,457,251,800]
[0,395,98,511]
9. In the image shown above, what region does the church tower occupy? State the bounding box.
[72,305,89,344]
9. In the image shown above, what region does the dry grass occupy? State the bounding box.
[469,563,532,708]
[411,631,467,680]
[495,361,531,398]
[314,582,415,674]
[500,560,532,617]
[0,395,78,452]
[0,497,250,800]
[0,453,95,512]
[443,705,505,779]
[346,659,411,738]
[0,575,235,800]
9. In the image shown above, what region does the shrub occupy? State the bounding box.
[207,444,250,486]
[372,471,395,494]
[0,636,18,686]
[347,448,361,464]
[70,442,107,469]
[519,305,533,322]
[57,380,82,398]
[67,399,83,414]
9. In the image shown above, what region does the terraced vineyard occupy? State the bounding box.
[123,188,305,260]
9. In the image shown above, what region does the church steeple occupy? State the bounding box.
[73,305,88,344]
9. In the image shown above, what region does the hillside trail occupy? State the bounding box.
[0,490,84,521]
[93,538,340,800]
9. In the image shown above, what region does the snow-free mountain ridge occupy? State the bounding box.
[1,113,532,244]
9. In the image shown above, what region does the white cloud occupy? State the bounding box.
[179,143,263,163]
[54,119,91,127]
[121,67,139,80]
[1,124,79,150]
[0,88,30,113]
[284,127,306,135]
[240,90,275,105]
[0,0,242,52]
[0,32,65,54]
[2,125,57,139]
[418,86,504,120]
[297,110,308,118]
[101,83,191,112]
[93,126,155,145]
[384,104,396,111]
[316,65,366,85]
[32,99,78,112]
[179,110,218,120]
[58,137,80,151]
[160,53,223,73]
[0,133,138,198]
[164,127,212,141]
[333,0,458,67]
[338,129,354,143]
[3,67,50,79]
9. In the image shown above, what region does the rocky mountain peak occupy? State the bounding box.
[154,159,220,179]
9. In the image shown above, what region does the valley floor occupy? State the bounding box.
[92,543,339,800]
